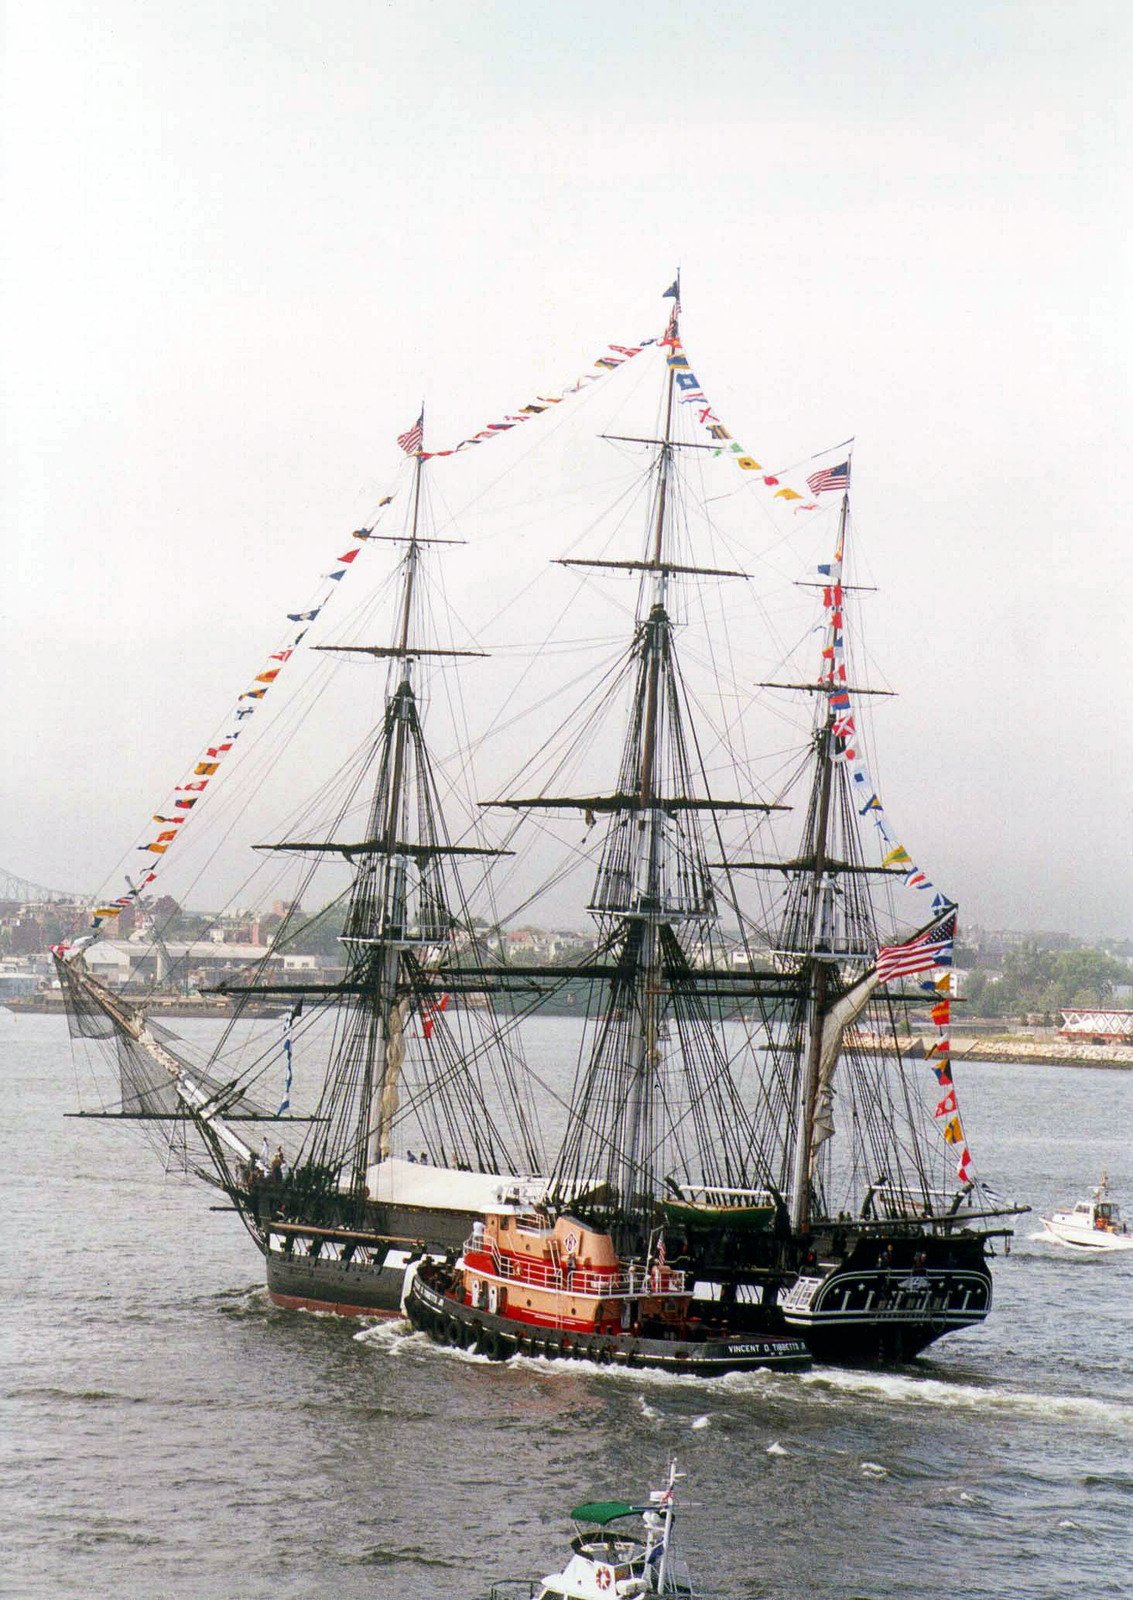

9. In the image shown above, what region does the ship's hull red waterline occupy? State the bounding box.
[265,1249,416,1316]
[243,1184,477,1318]
[258,1213,996,1364]
[404,1271,813,1375]
[263,1252,993,1366]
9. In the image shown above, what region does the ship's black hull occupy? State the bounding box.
[240,1187,482,1318]
[682,1223,996,1364]
[775,1233,994,1363]
[249,1190,996,1366]
[264,1246,413,1316]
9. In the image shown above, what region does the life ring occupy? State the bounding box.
[596,1566,612,1591]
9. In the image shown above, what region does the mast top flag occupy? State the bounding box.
[806,460,851,495]
[397,410,425,456]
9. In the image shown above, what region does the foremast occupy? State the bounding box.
[228,418,542,1202]
[352,440,426,1189]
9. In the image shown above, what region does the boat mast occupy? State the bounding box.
[620,313,679,1215]
[788,491,848,1233]
[355,427,426,1188]
[492,287,785,1225]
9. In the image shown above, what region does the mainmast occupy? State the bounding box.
[492,284,787,1236]
[620,308,679,1216]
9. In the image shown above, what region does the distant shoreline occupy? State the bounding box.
[6,992,1132,1068]
[853,1030,1133,1071]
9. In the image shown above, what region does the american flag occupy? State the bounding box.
[397,411,424,455]
[806,460,850,494]
[875,910,957,984]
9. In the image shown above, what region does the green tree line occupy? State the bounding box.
[963,942,1130,1018]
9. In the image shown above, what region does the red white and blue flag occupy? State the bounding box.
[875,910,956,984]
[806,460,850,495]
[397,411,424,455]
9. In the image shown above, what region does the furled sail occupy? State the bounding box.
[809,964,883,1169]
[377,996,411,1161]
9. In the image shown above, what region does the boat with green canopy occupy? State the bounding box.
[483,1460,696,1599]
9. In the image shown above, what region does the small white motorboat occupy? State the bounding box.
[1041,1173,1133,1252]
[484,1460,696,1598]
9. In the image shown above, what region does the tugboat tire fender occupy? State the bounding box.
[444,1314,463,1345]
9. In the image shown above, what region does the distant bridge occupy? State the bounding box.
[0,867,86,904]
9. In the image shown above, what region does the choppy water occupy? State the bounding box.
[2,1013,1130,1599]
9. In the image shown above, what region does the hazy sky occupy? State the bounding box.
[3,1,1129,936]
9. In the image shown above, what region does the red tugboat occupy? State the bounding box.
[406,1205,811,1375]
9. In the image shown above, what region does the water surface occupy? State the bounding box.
[2,1014,1130,1599]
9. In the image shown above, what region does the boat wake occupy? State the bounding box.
[1030,1229,1132,1254]
[353,1317,435,1358]
[782,1366,1133,1428]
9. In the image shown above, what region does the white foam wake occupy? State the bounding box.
[790,1366,1132,1428]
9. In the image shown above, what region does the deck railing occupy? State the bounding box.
[463,1236,686,1298]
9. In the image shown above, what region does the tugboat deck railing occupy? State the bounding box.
[464,1238,686,1298]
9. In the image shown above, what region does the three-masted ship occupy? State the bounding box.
[58,285,1024,1363]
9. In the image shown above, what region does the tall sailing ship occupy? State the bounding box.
[57,284,1024,1363]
